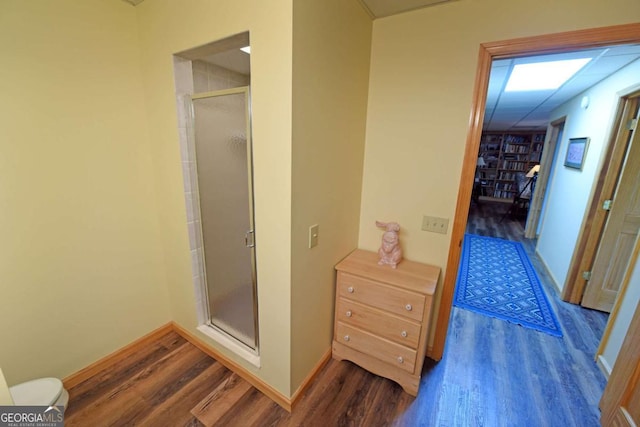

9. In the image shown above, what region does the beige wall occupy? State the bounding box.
[0,0,170,385]
[290,0,372,392]
[135,0,295,395]
[360,0,640,348]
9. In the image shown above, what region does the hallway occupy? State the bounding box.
[408,200,609,425]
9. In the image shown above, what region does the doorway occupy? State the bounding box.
[564,93,640,310]
[524,118,564,239]
[432,23,640,361]
[172,32,260,365]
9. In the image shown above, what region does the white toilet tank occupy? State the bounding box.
[9,377,68,410]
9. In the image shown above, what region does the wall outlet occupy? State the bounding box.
[309,224,319,248]
[421,215,449,234]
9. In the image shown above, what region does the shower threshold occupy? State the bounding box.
[197,323,261,368]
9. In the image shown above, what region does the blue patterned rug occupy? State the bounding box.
[454,234,562,337]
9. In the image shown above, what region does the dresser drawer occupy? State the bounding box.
[336,297,421,348]
[337,272,425,322]
[336,322,416,373]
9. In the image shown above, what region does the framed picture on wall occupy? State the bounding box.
[564,137,590,170]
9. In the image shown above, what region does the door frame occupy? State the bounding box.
[432,22,640,360]
[189,86,261,355]
[597,234,640,376]
[524,117,565,239]
[599,238,640,425]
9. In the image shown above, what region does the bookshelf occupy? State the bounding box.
[477,131,546,201]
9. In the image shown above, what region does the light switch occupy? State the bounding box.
[309,224,319,248]
[421,215,449,234]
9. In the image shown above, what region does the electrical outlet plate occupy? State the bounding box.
[309,224,319,248]
[421,215,449,234]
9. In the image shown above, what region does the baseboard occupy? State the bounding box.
[62,322,174,389]
[61,321,331,414]
[289,348,332,411]
[596,354,612,380]
[176,323,331,412]
[535,249,562,295]
[170,322,293,412]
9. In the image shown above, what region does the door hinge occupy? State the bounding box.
[602,199,613,211]
[628,118,637,131]
[583,271,592,281]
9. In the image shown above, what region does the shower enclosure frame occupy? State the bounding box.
[186,86,260,363]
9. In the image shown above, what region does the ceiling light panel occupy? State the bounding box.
[505,58,592,92]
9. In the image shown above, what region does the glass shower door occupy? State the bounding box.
[191,87,257,350]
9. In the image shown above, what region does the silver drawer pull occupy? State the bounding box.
[346,310,352,317]
[347,286,354,293]
[344,335,350,342]
[397,356,404,364]
[401,330,408,338]
[405,304,413,311]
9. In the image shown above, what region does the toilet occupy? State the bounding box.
[9,378,69,411]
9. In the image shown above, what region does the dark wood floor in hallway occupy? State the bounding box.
[64,201,608,426]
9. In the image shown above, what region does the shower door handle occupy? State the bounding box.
[245,230,255,248]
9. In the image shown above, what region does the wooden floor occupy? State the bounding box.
[65,201,609,426]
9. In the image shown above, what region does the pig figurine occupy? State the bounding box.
[376,221,403,269]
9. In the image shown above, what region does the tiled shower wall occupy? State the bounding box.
[173,56,251,323]
[192,60,250,92]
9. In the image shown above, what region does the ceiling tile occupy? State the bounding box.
[485,44,640,131]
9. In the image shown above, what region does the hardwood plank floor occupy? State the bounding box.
[65,201,608,426]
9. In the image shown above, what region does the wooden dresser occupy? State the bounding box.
[332,249,439,396]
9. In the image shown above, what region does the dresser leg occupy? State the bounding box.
[333,341,420,396]
[400,382,419,397]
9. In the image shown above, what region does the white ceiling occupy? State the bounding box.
[484,44,640,131]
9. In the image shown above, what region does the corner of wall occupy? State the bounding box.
[289,0,373,392]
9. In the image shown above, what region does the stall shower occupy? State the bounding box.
[173,33,259,361]
[190,87,257,349]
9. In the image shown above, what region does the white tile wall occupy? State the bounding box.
[193,60,250,92]
[173,56,208,323]
[193,70,208,93]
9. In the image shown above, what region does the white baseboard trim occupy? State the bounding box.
[596,354,612,379]
[535,249,562,295]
